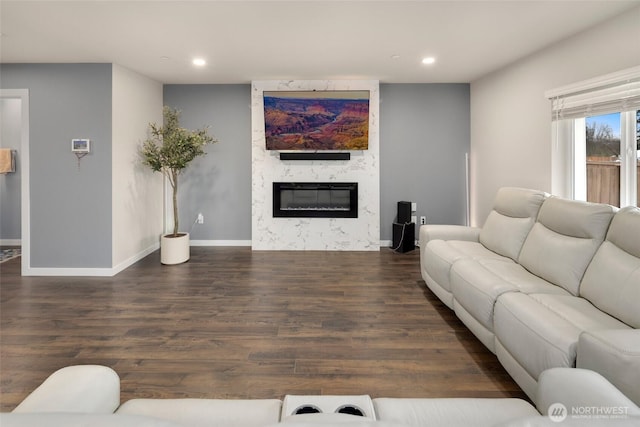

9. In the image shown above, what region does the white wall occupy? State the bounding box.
[112,64,163,270]
[251,80,380,250]
[470,6,640,225]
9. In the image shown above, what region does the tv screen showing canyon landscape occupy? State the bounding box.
[263,90,370,150]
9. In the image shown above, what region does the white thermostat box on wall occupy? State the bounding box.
[71,139,91,153]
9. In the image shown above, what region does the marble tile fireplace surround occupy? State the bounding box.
[251,80,380,251]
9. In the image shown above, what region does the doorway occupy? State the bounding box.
[0,89,30,275]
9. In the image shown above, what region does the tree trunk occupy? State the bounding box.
[172,170,179,236]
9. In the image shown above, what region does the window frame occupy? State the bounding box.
[547,66,640,207]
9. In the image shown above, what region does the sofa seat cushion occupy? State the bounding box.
[423,240,513,294]
[373,398,538,427]
[494,292,630,381]
[116,398,282,427]
[450,258,570,332]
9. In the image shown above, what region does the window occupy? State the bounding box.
[547,66,640,208]
[584,113,621,206]
[575,111,638,207]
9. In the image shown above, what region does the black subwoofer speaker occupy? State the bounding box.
[392,222,415,253]
[397,201,412,224]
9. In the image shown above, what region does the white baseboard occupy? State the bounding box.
[190,240,252,246]
[193,240,394,248]
[20,240,398,276]
[24,267,116,277]
[112,242,160,275]
[193,240,393,249]
[23,242,160,277]
[0,239,21,246]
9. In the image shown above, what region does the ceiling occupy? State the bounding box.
[1,1,638,84]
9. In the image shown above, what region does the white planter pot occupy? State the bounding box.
[161,233,190,265]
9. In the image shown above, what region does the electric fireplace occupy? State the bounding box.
[273,182,358,218]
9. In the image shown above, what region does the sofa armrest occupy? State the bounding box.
[419,225,480,246]
[577,329,640,406]
[12,365,120,414]
[536,368,640,417]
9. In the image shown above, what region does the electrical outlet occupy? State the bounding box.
[411,215,417,224]
[420,216,427,225]
[197,213,204,224]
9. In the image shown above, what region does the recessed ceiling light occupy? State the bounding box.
[390,54,401,60]
[160,56,170,61]
[421,57,436,65]
[192,58,206,66]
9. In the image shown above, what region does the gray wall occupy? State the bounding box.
[0,98,22,241]
[164,83,469,243]
[380,84,470,240]
[0,74,468,260]
[163,85,252,240]
[0,64,113,268]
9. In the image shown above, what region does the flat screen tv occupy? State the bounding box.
[263,90,370,151]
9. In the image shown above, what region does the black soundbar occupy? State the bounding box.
[279,152,350,161]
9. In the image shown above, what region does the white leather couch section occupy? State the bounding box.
[5,366,640,427]
[420,187,547,309]
[494,292,629,398]
[4,365,640,426]
[0,413,184,427]
[450,257,570,352]
[517,198,616,296]
[11,365,120,414]
[494,205,637,401]
[116,398,283,427]
[373,397,538,427]
[574,207,640,404]
[419,188,640,405]
[451,197,616,355]
[578,206,640,329]
[577,329,640,408]
[535,368,640,419]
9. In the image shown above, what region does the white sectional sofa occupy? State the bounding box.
[420,187,640,404]
[2,365,639,426]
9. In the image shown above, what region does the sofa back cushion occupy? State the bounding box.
[479,187,548,261]
[518,197,616,295]
[580,206,640,328]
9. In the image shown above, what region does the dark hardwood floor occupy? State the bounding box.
[0,247,526,411]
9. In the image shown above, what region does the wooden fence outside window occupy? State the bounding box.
[586,157,640,207]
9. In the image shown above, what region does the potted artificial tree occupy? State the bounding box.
[142,106,216,264]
